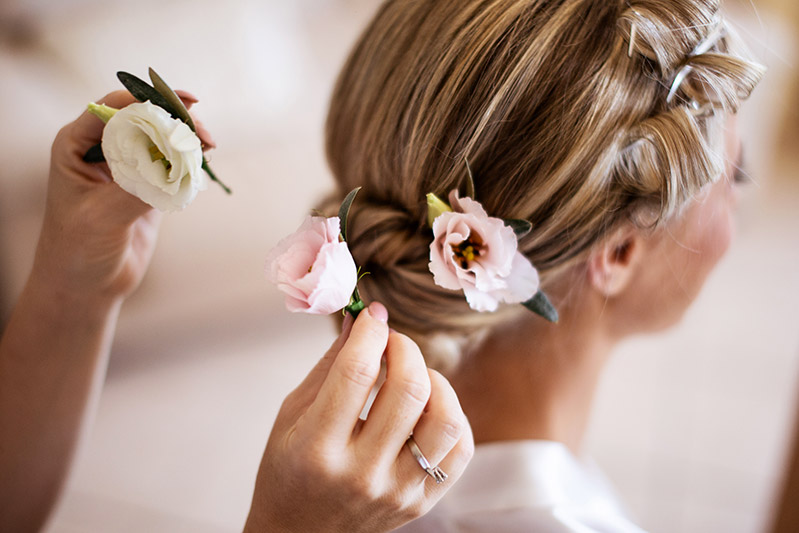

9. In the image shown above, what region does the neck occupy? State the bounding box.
[448,284,615,454]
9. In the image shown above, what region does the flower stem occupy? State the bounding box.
[344,286,366,318]
[202,158,232,194]
[344,299,365,318]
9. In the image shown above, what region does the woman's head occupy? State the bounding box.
[323,0,763,368]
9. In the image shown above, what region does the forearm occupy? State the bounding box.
[0,265,123,533]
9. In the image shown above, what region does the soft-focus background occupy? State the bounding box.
[0,0,797,531]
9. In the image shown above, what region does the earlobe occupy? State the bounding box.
[587,226,642,297]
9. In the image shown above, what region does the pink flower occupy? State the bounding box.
[266,216,358,315]
[428,191,539,312]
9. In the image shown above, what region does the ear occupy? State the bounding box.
[587,224,643,297]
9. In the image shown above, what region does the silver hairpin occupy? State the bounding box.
[666,20,728,104]
[628,22,637,58]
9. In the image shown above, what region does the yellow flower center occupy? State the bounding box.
[148,143,172,172]
[451,234,484,269]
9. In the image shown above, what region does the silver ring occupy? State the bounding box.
[406,436,448,484]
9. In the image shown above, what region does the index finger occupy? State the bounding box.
[301,302,390,444]
[66,90,138,154]
[66,89,202,155]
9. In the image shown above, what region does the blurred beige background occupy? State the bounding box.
[0,1,797,532]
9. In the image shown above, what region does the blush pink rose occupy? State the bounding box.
[428,191,539,312]
[266,216,358,315]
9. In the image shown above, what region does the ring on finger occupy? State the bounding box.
[406,436,448,484]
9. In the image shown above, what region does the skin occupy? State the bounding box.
[0,90,160,533]
[450,118,743,452]
[0,92,471,533]
[245,303,473,533]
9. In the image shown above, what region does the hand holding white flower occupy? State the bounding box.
[83,68,230,212]
[99,101,205,212]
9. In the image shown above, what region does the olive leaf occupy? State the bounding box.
[522,290,559,323]
[338,187,361,242]
[149,67,196,132]
[82,143,106,163]
[463,158,476,199]
[504,218,533,239]
[117,71,178,119]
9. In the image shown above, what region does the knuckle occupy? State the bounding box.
[427,370,465,441]
[436,412,466,443]
[276,388,305,420]
[52,124,72,152]
[345,470,383,502]
[391,331,422,356]
[377,490,413,516]
[337,357,378,389]
[400,486,433,519]
[398,373,431,406]
[388,334,431,405]
[360,320,388,347]
[453,432,476,464]
[411,496,436,519]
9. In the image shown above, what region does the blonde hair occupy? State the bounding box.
[321,0,764,369]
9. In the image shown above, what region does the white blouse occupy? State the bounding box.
[396,440,648,533]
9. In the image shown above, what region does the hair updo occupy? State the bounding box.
[320,0,764,370]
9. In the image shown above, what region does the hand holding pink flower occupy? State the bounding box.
[266,216,358,315]
[428,191,540,312]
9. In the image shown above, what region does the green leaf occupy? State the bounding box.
[117,71,179,119]
[82,143,105,163]
[522,290,559,323]
[504,218,532,239]
[463,158,476,199]
[338,187,361,242]
[202,159,232,194]
[148,67,197,132]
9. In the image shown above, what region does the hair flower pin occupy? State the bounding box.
[83,68,231,212]
[266,188,367,317]
[266,164,557,323]
[426,161,558,322]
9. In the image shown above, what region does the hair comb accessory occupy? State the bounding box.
[666,19,728,105]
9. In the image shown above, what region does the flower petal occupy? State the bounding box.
[305,241,358,314]
[266,215,356,315]
[492,252,540,305]
[101,101,204,212]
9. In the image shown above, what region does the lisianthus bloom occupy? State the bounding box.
[101,101,206,212]
[266,216,358,315]
[429,191,539,312]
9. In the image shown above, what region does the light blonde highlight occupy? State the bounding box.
[321,0,764,369]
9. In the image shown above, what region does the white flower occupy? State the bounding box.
[101,101,206,212]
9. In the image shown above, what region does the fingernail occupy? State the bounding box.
[174,89,199,104]
[196,122,217,149]
[368,301,388,323]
